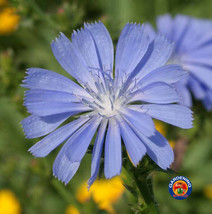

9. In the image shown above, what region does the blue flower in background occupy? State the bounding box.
[147,14,212,110]
[22,21,193,187]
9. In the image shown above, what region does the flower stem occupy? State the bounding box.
[133,173,159,214]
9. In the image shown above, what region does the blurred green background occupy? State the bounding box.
[0,0,212,213]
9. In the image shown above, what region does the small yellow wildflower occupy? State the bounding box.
[0,7,20,35]
[203,185,212,200]
[0,189,21,214]
[76,176,125,213]
[66,205,80,214]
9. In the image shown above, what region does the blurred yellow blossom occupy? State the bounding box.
[76,176,125,213]
[76,182,90,203]
[0,7,20,35]
[66,205,80,214]
[0,189,21,214]
[0,0,7,6]
[203,185,212,200]
[155,121,166,136]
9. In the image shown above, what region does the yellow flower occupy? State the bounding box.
[76,182,90,203]
[203,185,212,200]
[155,121,166,136]
[76,176,125,213]
[0,189,21,214]
[0,7,20,35]
[66,205,80,214]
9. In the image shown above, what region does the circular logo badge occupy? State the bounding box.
[169,176,192,200]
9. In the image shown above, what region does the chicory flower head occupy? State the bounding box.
[22,21,193,187]
[147,14,212,110]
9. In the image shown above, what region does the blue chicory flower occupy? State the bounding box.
[22,21,193,187]
[147,14,212,110]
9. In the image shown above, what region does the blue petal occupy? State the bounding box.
[22,68,90,98]
[24,89,80,104]
[122,113,174,169]
[28,117,89,157]
[119,108,155,137]
[183,54,212,68]
[88,119,108,188]
[71,22,114,88]
[171,15,190,48]
[84,21,114,73]
[187,32,212,51]
[53,151,80,185]
[118,117,146,166]
[188,77,206,100]
[137,130,174,169]
[53,117,101,184]
[140,64,187,88]
[175,82,192,107]
[145,23,156,41]
[203,89,212,111]
[136,34,174,80]
[187,44,212,57]
[25,102,92,116]
[129,82,180,104]
[65,117,101,162]
[177,17,212,52]
[104,118,122,179]
[122,109,174,169]
[147,131,174,169]
[184,63,212,89]
[21,113,71,138]
[130,104,193,129]
[71,28,101,71]
[156,14,173,40]
[51,33,96,89]
[115,23,150,84]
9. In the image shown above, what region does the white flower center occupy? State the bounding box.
[79,68,134,118]
[97,95,121,117]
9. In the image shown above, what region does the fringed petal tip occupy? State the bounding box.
[28,147,47,158]
[156,148,174,170]
[70,20,105,41]
[104,170,121,180]
[83,20,103,28]
[167,148,175,169]
[51,32,66,44]
[28,147,39,157]
[52,172,69,186]
[20,121,30,139]
[185,107,194,129]
[52,161,80,186]
[104,175,113,180]
[87,180,93,191]
[165,156,175,170]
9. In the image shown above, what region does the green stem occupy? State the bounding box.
[133,173,159,214]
